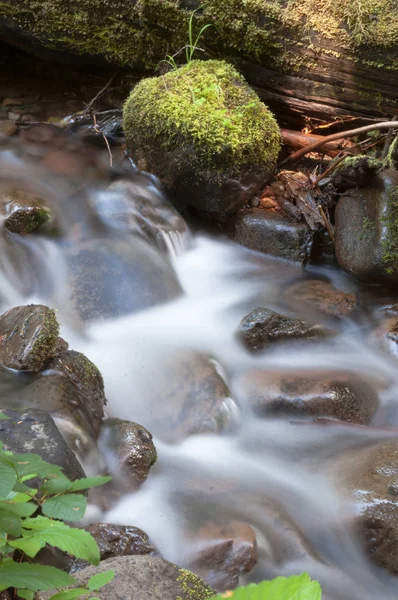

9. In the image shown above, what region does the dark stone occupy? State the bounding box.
[99,419,157,486]
[234,208,315,264]
[39,555,214,600]
[63,237,182,322]
[0,304,59,372]
[330,156,383,192]
[239,371,379,425]
[0,408,85,480]
[237,307,324,352]
[189,521,257,592]
[1,189,51,234]
[334,169,398,284]
[70,523,156,573]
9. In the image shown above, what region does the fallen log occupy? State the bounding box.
[0,0,397,126]
[280,128,356,157]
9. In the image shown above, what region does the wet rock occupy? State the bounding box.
[39,555,214,600]
[124,61,280,221]
[0,304,59,371]
[0,408,85,480]
[369,316,398,357]
[1,189,51,234]
[99,419,157,486]
[334,169,398,284]
[17,349,106,441]
[70,523,156,573]
[234,208,315,264]
[189,521,257,592]
[238,371,379,424]
[281,278,357,322]
[237,307,324,352]
[330,155,383,192]
[334,441,398,574]
[63,237,182,322]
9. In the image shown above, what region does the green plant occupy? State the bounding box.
[0,431,113,600]
[210,573,322,599]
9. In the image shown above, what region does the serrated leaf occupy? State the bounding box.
[22,521,100,564]
[48,589,89,600]
[0,500,37,517]
[210,573,322,600]
[0,458,17,499]
[87,570,115,590]
[12,482,38,495]
[0,510,22,536]
[22,515,67,531]
[8,536,45,558]
[42,494,87,521]
[41,476,73,495]
[68,476,112,492]
[0,562,75,592]
[5,453,63,479]
[16,590,34,600]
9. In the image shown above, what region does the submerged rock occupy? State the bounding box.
[39,555,214,600]
[237,307,323,352]
[234,208,315,264]
[334,169,398,284]
[98,419,157,486]
[0,304,60,371]
[71,523,156,573]
[334,441,398,574]
[124,60,280,220]
[63,237,182,322]
[238,371,379,425]
[1,189,51,234]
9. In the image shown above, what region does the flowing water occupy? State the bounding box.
[2,139,398,600]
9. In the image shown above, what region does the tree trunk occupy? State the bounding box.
[0,0,397,127]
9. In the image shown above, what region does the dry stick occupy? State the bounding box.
[279,121,398,166]
[83,74,115,116]
[92,113,113,167]
[312,154,346,188]
[318,205,335,243]
[382,116,397,160]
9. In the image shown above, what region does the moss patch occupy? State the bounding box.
[176,568,214,599]
[381,186,398,274]
[123,59,281,177]
[29,307,60,370]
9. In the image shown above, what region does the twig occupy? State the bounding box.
[83,75,115,116]
[318,205,335,243]
[312,154,346,188]
[92,113,113,167]
[280,121,398,166]
[382,116,397,159]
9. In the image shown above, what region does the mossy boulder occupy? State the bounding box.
[123,60,281,219]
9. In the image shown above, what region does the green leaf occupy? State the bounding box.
[48,589,89,600]
[0,510,22,536]
[41,476,73,495]
[0,413,9,420]
[68,476,112,492]
[87,570,115,590]
[0,500,37,517]
[22,515,67,531]
[0,561,75,592]
[8,536,45,558]
[0,457,17,499]
[0,536,6,548]
[5,453,63,479]
[42,494,87,521]
[210,574,322,600]
[16,590,34,600]
[22,520,100,564]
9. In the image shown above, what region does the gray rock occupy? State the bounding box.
[70,522,156,573]
[334,169,398,284]
[63,237,182,322]
[234,208,315,264]
[0,304,59,372]
[237,307,323,352]
[39,555,214,600]
[98,419,157,486]
[0,408,85,480]
[238,371,379,425]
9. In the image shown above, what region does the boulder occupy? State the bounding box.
[98,419,157,486]
[334,169,398,284]
[39,555,214,600]
[70,523,156,573]
[237,371,379,425]
[234,208,315,264]
[1,189,51,234]
[237,307,324,352]
[123,60,280,220]
[0,304,60,371]
[0,408,85,480]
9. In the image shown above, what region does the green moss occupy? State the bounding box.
[176,568,214,599]
[123,59,281,177]
[30,307,60,369]
[359,216,376,240]
[386,136,398,169]
[381,186,398,274]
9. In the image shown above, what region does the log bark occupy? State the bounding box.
[0,0,397,127]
